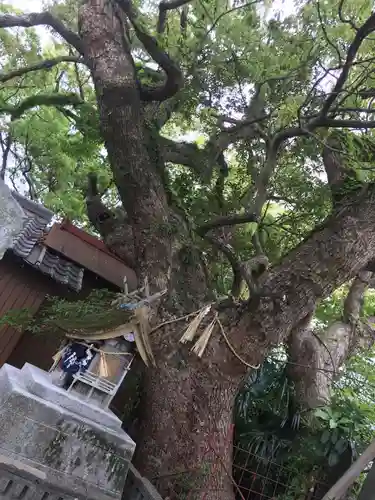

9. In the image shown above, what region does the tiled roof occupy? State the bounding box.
[12,216,46,260]
[10,195,85,292]
[37,248,84,291]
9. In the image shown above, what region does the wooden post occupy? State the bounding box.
[321,439,375,500]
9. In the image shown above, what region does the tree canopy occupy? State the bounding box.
[2,0,375,243]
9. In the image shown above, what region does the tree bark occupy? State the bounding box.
[79,0,173,291]
[229,184,375,367]
[287,271,374,410]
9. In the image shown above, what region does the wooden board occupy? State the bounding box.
[0,258,46,366]
[44,223,137,291]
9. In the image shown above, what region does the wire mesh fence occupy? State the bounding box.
[232,444,329,500]
[149,440,366,500]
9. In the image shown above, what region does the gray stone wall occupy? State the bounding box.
[0,363,162,500]
[0,458,78,500]
[0,364,135,500]
[124,466,163,500]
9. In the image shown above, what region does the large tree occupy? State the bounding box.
[2,0,375,497]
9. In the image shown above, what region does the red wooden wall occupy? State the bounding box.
[0,254,47,366]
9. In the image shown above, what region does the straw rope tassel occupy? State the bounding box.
[192,315,217,358]
[98,351,109,378]
[180,305,211,344]
[133,306,156,367]
[132,324,149,367]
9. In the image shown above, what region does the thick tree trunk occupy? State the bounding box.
[133,350,238,498]
[229,184,375,367]
[288,271,374,410]
[79,0,173,291]
[79,2,375,498]
[131,185,375,498]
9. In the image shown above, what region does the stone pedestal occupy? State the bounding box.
[0,363,135,500]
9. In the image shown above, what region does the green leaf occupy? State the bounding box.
[321,430,330,444]
[328,451,340,467]
[329,419,338,429]
[315,409,330,421]
[335,438,348,455]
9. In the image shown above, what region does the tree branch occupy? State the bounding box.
[160,137,211,178]
[343,271,373,324]
[157,0,192,33]
[160,103,265,179]
[196,212,259,297]
[319,12,375,117]
[338,0,358,31]
[0,93,83,119]
[332,107,375,114]
[0,12,84,54]
[197,212,258,235]
[317,0,342,66]
[273,116,375,153]
[321,118,375,128]
[200,232,244,297]
[0,56,84,84]
[115,0,183,101]
[0,132,12,180]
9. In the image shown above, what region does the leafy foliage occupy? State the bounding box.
[234,350,375,499]
[28,289,131,335]
[2,0,375,276]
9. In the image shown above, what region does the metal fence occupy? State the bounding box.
[133,444,365,500]
[123,441,370,500]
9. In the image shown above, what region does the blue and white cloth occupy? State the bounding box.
[61,343,94,374]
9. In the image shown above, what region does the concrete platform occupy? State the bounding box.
[0,364,136,500]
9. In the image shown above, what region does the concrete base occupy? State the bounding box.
[0,364,135,500]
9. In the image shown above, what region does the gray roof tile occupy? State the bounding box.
[12,216,46,259]
[10,202,85,292]
[38,249,84,292]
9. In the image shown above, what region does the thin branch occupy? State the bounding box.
[116,0,183,102]
[331,107,375,114]
[0,132,12,180]
[0,12,84,54]
[200,0,262,47]
[196,212,259,297]
[0,56,84,84]
[273,115,375,152]
[338,0,358,31]
[316,0,342,65]
[319,12,375,117]
[0,93,83,119]
[197,212,258,235]
[157,0,193,33]
[359,88,375,99]
[320,118,375,129]
[73,63,85,101]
